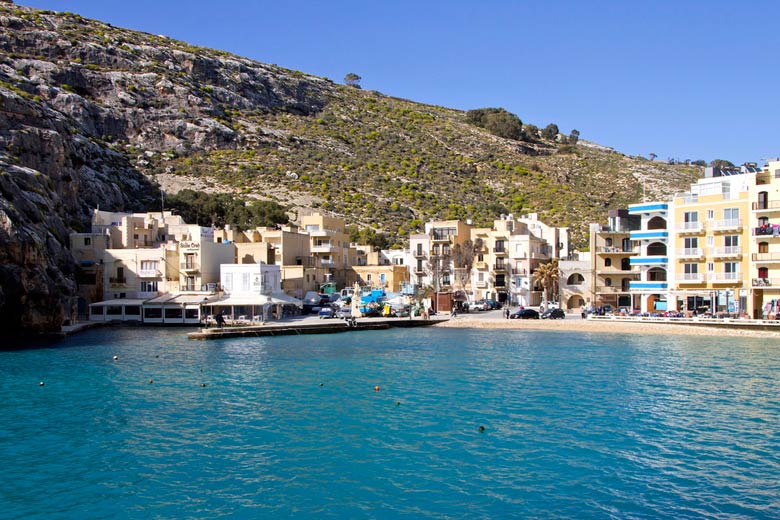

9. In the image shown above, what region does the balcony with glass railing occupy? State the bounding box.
[678,273,705,283]
[678,221,705,234]
[708,272,741,283]
[677,248,704,259]
[709,219,742,232]
[709,246,742,258]
[138,269,161,278]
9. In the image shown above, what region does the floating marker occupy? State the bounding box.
[39,381,44,387]
[200,383,207,387]
[113,356,119,361]
[374,385,380,392]
[395,401,401,406]
[479,425,486,432]
[148,379,154,384]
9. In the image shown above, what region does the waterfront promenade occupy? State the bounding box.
[438,309,780,338]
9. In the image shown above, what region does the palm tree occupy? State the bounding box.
[532,260,561,305]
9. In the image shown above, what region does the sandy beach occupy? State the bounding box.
[434,309,780,338]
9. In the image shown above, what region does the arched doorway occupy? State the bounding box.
[647,216,667,230]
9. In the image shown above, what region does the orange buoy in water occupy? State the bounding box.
[374,385,380,392]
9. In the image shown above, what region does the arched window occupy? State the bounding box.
[622,238,631,251]
[621,278,631,291]
[759,242,769,253]
[647,216,667,230]
[605,238,613,247]
[758,192,769,210]
[758,267,769,278]
[567,273,585,285]
[621,258,631,270]
[605,277,612,287]
[605,258,612,267]
[647,242,667,256]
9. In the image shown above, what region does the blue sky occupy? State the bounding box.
[23,0,780,165]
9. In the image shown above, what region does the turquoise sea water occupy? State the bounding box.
[1,327,779,519]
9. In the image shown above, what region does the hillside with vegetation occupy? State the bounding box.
[0,2,702,335]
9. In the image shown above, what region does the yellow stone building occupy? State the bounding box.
[671,166,752,315]
[749,159,780,317]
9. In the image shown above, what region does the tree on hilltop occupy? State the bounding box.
[542,123,559,140]
[344,73,362,88]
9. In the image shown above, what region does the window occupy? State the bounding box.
[367,274,373,282]
[724,262,738,273]
[724,235,739,248]
[224,273,233,291]
[759,267,769,278]
[684,237,698,249]
[140,280,158,292]
[478,272,484,282]
[605,277,612,287]
[241,273,250,291]
[605,238,613,247]
[759,242,769,253]
[140,260,158,271]
[684,263,698,274]
[84,237,91,246]
[707,236,714,247]
[724,208,739,222]
[604,258,612,267]
[495,240,505,253]
[684,211,698,223]
[477,254,484,262]
[707,209,714,219]
[758,192,769,210]
[707,262,714,272]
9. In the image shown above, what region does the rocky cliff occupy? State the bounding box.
[0,3,702,336]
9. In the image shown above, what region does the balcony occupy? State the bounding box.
[753,278,780,287]
[493,263,507,272]
[308,229,336,238]
[413,250,426,258]
[708,272,741,283]
[678,273,705,283]
[595,285,629,294]
[752,252,780,263]
[628,202,669,215]
[596,267,634,275]
[630,256,668,266]
[414,267,426,275]
[752,200,780,212]
[709,219,742,232]
[629,281,669,290]
[677,248,704,260]
[475,281,487,288]
[311,244,337,253]
[320,260,336,267]
[109,277,127,288]
[137,269,161,278]
[709,246,742,258]
[180,262,200,272]
[678,221,705,234]
[494,248,508,256]
[510,268,528,276]
[630,230,669,241]
[754,226,780,237]
[474,261,488,270]
[596,246,634,254]
[430,232,453,242]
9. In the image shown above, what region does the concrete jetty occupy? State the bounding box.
[187,316,447,340]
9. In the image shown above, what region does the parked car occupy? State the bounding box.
[541,308,566,319]
[318,307,334,319]
[510,309,540,319]
[471,300,489,311]
[485,299,501,310]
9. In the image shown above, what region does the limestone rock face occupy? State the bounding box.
[0,5,334,337]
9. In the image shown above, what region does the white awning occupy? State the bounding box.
[89,299,147,307]
[209,293,302,307]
